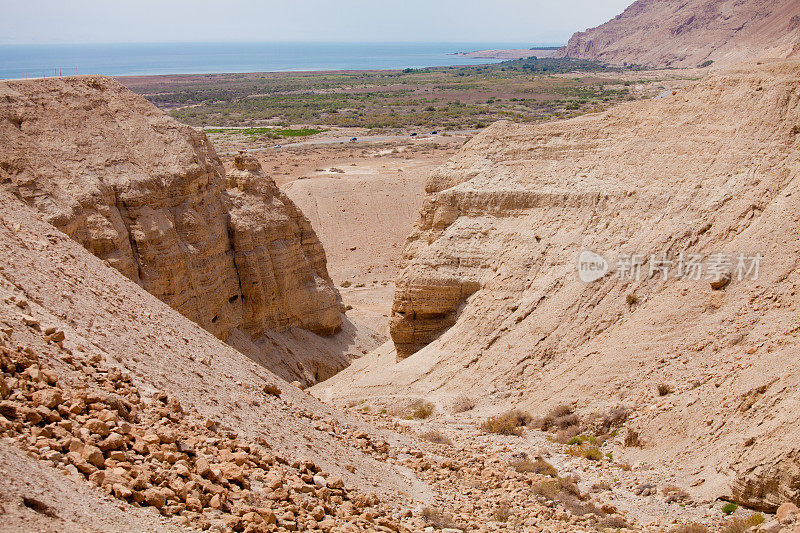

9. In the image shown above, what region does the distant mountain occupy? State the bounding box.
[556,0,800,67]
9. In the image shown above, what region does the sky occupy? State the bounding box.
[0,0,634,45]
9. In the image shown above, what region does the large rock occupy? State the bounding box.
[0,76,342,377]
[555,0,800,68]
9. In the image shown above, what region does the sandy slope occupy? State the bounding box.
[0,188,418,505]
[315,59,800,512]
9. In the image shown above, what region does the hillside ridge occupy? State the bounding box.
[555,0,800,67]
[317,59,800,511]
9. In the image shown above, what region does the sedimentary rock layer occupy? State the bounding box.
[0,76,344,379]
[367,60,800,509]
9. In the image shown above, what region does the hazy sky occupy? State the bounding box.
[0,0,633,45]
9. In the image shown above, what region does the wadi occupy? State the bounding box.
[0,0,799,532]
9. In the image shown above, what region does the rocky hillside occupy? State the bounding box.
[0,76,378,384]
[317,59,800,512]
[555,0,800,67]
[0,178,630,531]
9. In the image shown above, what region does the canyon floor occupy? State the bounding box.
[203,120,782,531]
[213,129,468,337]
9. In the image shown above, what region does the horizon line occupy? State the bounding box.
[0,40,567,47]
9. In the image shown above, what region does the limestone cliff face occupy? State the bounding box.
[384,60,800,509]
[0,76,341,352]
[226,154,342,337]
[556,0,800,68]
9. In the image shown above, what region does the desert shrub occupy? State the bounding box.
[567,446,604,461]
[537,405,580,432]
[583,447,603,461]
[531,477,580,500]
[421,507,461,529]
[670,525,709,533]
[419,429,452,445]
[719,515,763,533]
[662,485,690,503]
[451,394,475,413]
[411,400,435,419]
[555,425,582,443]
[698,60,714,68]
[510,457,557,477]
[658,383,673,396]
[481,410,531,435]
[626,293,639,306]
[262,383,281,397]
[600,515,631,529]
[340,280,351,288]
[624,429,642,447]
[599,407,629,432]
[721,502,738,515]
[492,502,513,522]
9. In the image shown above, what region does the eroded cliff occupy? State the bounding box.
[321,60,800,510]
[0,76,354,383]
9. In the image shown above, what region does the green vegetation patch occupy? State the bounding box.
[205,127,325,138]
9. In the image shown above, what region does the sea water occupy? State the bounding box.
[0,41,560,80]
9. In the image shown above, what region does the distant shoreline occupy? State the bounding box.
[0,41,557,80]
[451,47,561,60]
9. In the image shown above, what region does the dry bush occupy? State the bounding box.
[670,524,709,533]
[531,477,581,500]
[451,394,475,413]
[658,383,673,396]
[624,429,642,447]
[410,399,435,419]
[262,383,281,397]
[599,407,628,432]
[662,485,690,503]
[537,405,581,433]
[419,429,452,446]
[510,457,557,477]
[600,515,631,529]
[492,502,513,522]
[566,445,604,461]
[481,410,531,436]
[583,447,603,461]
[554,425,582,443]
[421,507,461,529]
[720,514,765,533]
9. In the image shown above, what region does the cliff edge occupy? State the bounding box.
[0,76,365,384]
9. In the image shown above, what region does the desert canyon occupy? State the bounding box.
[0,0,799,532]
